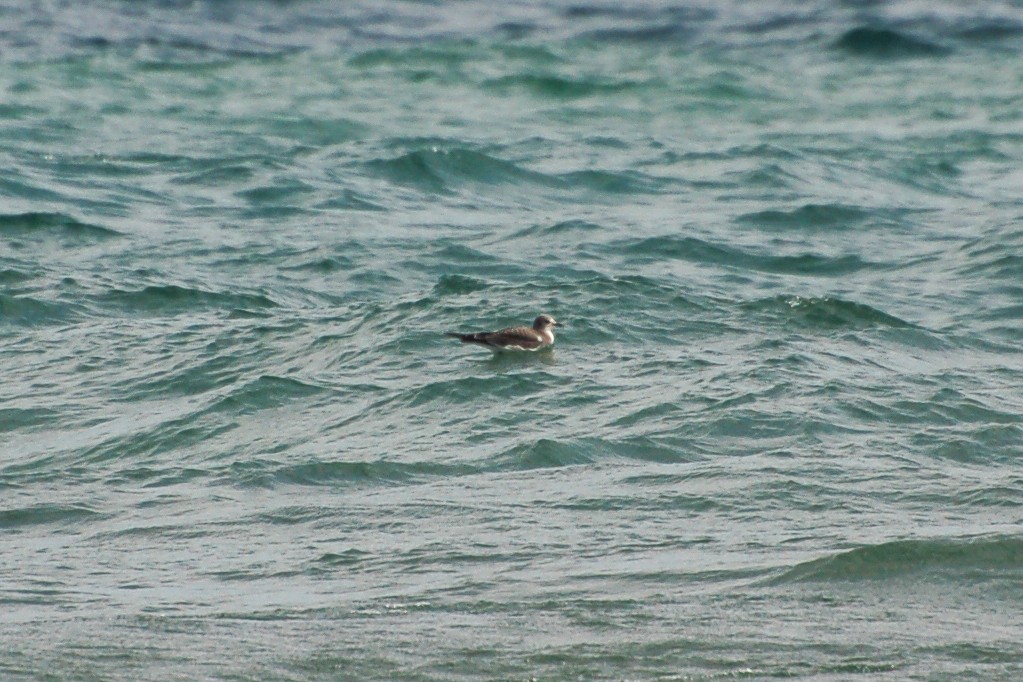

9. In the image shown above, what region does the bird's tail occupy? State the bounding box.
[446,332,482,344]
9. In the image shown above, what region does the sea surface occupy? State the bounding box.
[2,1,1022,680]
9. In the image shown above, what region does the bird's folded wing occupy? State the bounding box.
[480,326,544,348]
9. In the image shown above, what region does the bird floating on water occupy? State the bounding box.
[446,314,561,352]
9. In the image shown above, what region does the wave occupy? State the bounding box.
[0,293,82,327]
[834,27,951,58]
[314,189,385,211]
[3,2,1019,68]
[266,116,368,147]
[282,256,354,274]
[617,235,880,276]
[0,406,61,432]
[311,549,373,570]
[99,284,278,315]
[503,219,604,240]
[398,371,556,409]
[580,24,694,44]
[893,388,1018,427]
[958,232,1023,282]
[558,169,669,194]
[365,146,668,198]
[746,295,913,329]
[0,267,33,285]
[171,163,256,186]
[0,103,46,120]
[116,351,246,403]
[410,242,519,280]
[0,503,102,529]
[484,73,641,99]
[736,203,874,230]
[236,179,315,206]
[768,536,1023,584]
[62,377,328,475]
[954,21,1023,44]
[567,4,711,44]
[228,457,475,489]
[432,273,490,295]
[0,212,121,241]
[208,375,328,414]
[348,44,474,70]
[227,434,693,489]
[486,436,695,473]
[364,147,549,194]
[487,438,597,471]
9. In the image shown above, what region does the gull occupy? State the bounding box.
[446,314,561,352]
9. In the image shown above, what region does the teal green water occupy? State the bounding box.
[2,2,1023,680]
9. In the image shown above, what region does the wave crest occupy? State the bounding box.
[769,536,1023,584]
[835,27,950,58]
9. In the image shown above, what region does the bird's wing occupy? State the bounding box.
[481,325,545,348]
[449,325,544,349]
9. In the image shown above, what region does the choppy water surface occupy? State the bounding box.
[2,1,1022,680]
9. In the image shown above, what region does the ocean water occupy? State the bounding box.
[2,1,1023,680]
